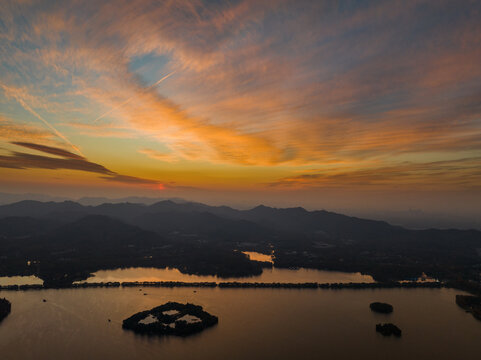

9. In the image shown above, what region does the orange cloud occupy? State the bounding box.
[138,148,179,163]
[269,157,481,190]
[1,0,481,192]
[64,121,136,139]
[0,116,59,145]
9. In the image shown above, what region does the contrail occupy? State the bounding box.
[92,71,176,124]
[0,83,85,157]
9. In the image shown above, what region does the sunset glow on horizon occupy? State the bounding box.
[1,0,481,212]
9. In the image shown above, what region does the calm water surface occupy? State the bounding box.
[0,287,480,360]
[0,276,43,286]
[242,251,274,263]
[78,266,374,284]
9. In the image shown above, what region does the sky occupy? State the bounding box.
[1,0,481,215]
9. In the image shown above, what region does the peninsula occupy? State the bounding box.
[456,295,481,321]
[0,298,11,323]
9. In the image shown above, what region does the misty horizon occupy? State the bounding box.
[1,191,480,231]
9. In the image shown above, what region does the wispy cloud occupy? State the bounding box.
[11,142,85,160]
[269,157,481,189]
[0,115,58,144]
[99,174,160,186]
[1,0,481,191]
[138,148,179,163]
[64,121,136,139]
[0,150,112,174]
[92,70,176,124]
[0,142,162,187]
[0,82,84,156]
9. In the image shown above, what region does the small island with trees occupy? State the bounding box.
[122,302,218,336]
[376,323,402,337]
[0,298,11,323]
[370,302,393,314]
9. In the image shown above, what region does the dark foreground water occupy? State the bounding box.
[0,287,480,360]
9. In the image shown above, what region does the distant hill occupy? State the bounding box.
[0,216,57,238]
[0,199,479,243]
[0,192,68,205]
[76,196,187,206]
[0,199,480,285]
[2,193,478,229]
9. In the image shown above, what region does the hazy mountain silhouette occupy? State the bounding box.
[1,199,480,285]
[0,216,57,238]
[77,196,187,206]
[0,200,480,243]
[48,215,161,248]
[0,200,85,218]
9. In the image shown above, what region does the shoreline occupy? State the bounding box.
[0,280,445,291]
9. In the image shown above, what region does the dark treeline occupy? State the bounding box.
[0,280,445,291]
[445,279,481,296]
[455,295,481,321]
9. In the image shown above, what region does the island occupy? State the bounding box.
[376,323,402,337]
[0,298,11,323]
[370,302,394,314]
[122,302,218,336]
[455,295,481,321]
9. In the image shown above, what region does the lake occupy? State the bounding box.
[0,287,480,360]
[1,252,374,287]
[242,251,274,263]
[76,266,375,284]
[0,276,43,286]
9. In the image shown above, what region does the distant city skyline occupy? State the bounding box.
[1,1,481,215]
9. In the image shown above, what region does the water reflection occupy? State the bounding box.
[399,272,438,283]
[0,275,43,286]
[0,287,480,360]
[241,251,273,263]
[77,267,374,284]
